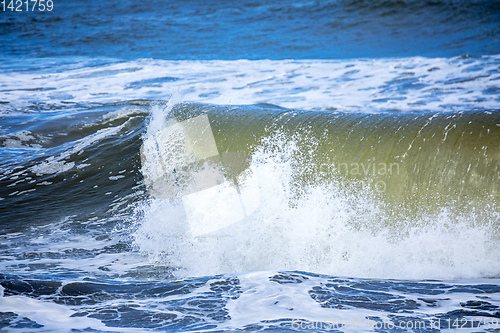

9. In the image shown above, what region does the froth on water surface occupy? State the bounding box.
[1,56,499,113]
[135,103,500,280]
[1,0,499,330]
[2,270,500,331]
[0,57,499,332]
[0,100,498,332]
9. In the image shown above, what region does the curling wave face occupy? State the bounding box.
[135,102,500,279]
[1,99,498,280]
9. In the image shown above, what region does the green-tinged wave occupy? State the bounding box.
[151,103,499,223]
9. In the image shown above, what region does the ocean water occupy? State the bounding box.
[1,0,500,332]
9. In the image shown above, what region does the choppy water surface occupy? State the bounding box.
[1,0,499,59]
[1,0,499,332]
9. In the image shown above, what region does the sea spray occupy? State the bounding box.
[135,116,500,279]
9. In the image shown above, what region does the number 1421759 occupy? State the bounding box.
[2,0,53,11]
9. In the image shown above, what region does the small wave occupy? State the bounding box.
[0,105,149,231]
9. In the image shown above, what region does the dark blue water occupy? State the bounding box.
[1,0,499,60]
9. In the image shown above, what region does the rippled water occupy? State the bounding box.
[1,0,499,59]
[1,0,499,332]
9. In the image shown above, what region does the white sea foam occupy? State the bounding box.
[0,293,145,332]
[135,123,500,280]
[1,56,498,112]
[219,271,500,332]
[222,271,381,331]
[29,122,126,176]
